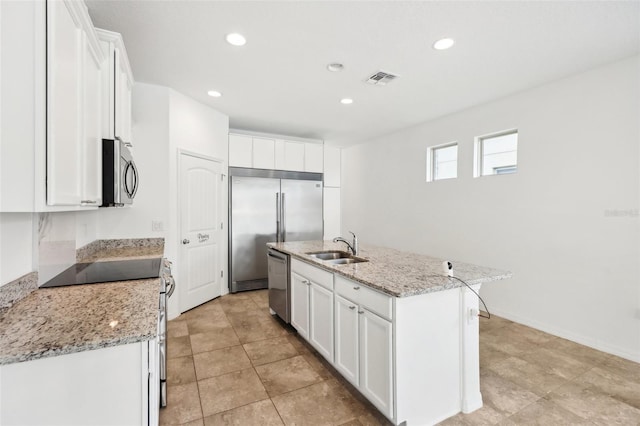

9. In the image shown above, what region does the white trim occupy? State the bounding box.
[95,28,134,83]
[474,128,518,178]
[229,128,323,145]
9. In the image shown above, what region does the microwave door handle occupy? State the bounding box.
[123,162,134,198]
[130,160,139,199]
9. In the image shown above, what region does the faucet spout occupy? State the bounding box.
[332,231,358,256]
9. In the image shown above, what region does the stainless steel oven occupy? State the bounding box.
[159,259,175,408]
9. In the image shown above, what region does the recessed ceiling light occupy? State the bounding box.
[226,33,246,46]
[327,63,344,72]
[433,38,455,50]
[207,90,222,98]
[340,98,353,105]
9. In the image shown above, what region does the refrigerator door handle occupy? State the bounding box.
[281,193,286,242]
[276,193,281,243]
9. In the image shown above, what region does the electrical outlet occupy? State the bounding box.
[152,220,164,232]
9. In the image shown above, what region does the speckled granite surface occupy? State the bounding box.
[0,278,159,365]
[0,272,38,312]
[268,241,511,297]
[0,238,165,366]
[77,238,164,262]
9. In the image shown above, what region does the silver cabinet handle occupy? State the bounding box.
[358,310,364,314]
[182,239,190,244]
[349,306,356,310]
[281,192,286,242]
[81,200,97,204]
[302,279,310,284]
[353,286,360,290]
[276,193,281,243]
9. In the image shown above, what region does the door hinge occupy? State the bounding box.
[221,174,226,181]
[220,270,224,278]
[220,222,223,230]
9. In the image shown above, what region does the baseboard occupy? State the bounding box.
[488,308,640,363]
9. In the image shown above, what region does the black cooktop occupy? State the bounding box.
[40,258,163,288]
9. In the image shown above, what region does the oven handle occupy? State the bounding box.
[166,276,176,298]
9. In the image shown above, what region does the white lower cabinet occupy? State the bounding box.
[0,341,158,426]
[334,289,393,419]
[290,259,334,362]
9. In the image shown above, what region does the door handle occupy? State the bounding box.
[276,193,280,243]
[182,239,190,244]
[281,193,286,242]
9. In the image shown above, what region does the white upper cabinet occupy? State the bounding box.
[252,137,275,169]
[275,139,305,171]
[0,0,105,211]
[228,134,253,167]
[95,29,134,144]
[304,143,323,173]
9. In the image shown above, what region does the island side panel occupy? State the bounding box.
[394,288,462,425]
[461,284,482,413]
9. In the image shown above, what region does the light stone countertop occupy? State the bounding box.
[268,241,511,297]
[0,239,164,366]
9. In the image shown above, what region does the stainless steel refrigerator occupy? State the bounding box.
[229,167,323,293]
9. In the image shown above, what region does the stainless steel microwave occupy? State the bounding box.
[102,139,138,207]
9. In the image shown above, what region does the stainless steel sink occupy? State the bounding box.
[306,250,369,265]
[325,257,368,265]
[306,251,352,260]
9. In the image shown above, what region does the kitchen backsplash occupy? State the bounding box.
[37,213,76,285]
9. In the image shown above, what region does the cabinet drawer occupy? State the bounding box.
[335,276,392,321]
[291,259,333,290]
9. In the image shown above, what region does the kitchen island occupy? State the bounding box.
[268,240,511,426]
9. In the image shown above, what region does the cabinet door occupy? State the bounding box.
[304,143,323,173]
[309,281,334,362]
[275,140,305,171]
[252,137,275,169]
[360,308,393,419]
[114,47,132,143]
[46,0,83,205]
[229,134,253,167]
[81,33,103,205]
[335,294,359,386]
[290,272,310,339]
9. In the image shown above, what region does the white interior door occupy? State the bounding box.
[179,153,223,312]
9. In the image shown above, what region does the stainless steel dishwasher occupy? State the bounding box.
[267,248,290,323]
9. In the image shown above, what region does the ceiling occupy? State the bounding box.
[86,1,640,146]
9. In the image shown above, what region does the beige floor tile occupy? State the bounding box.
[167,320,189,338]
[437,405,504,426]
[230,316,289,344]
[193,345,251,380]
[599,354,640,383]
[186,315,231,335]
[272,379,367,425]
[181,419,204,426]
[249,289,270,307]
[167,355,197,386]
[198,368,269,417]
[500,398,590,425]
[159,382,202,425]
[190,325,240,354]
[219,295,261,314]
[301,350,336,381]
[255,355,323,397]
[181,299,223,319]
[286,333,314,354]
[243,336,299,366]
[167,335,192,359]
[487,356,569,396]
[479,370,540,416]
[203,399,283,425]
[540,337,610,367]
[574,366,640,410]
[479,341,511,370]
[516,347,593,380]
[479,315,513,334]
[547,380,640,425]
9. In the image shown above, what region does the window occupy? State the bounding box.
[427,143,458,182]
[475,130,518,177]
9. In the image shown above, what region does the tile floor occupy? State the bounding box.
[162,290,640,425]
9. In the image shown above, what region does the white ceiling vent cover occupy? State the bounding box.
[365,70,399,86]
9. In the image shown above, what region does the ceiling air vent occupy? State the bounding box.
[365,70,399,86]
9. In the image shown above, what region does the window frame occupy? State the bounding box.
[426,141,458,182]
[473,129,518,178]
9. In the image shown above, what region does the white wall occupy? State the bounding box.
[167,89,229,317]
[0,213,34,285]
[341,56,640,361]
[97,84,171,240]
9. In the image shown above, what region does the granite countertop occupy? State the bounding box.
[0,238,164,366]
[268,241,511,297]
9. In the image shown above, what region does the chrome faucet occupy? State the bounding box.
[333,231,358,256]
